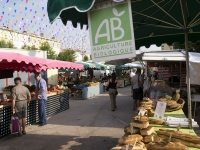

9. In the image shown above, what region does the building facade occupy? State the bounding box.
[0,27,61,54]
[161,43,173,50]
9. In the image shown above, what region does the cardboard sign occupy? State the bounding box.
[154,101,167,120]
[88,0,136,62]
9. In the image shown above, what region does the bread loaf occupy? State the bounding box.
[132,116,148,122]
[172,93,180,101]
[143,97,150,101]
[149,119,164,125]
[156,129,200,144]
[137,106,152,110]
[113,142,147,150]
[140,126,154,136]
[170,103,180,109]
[158,134,200,149]
[167,100,177,107]
[118,134,143,145]
[124,125,140,134]
[131,121,149,129]
[159,98,167,102]
[147,110,154,117]
[143,135,154,143]
[146,142,189,150]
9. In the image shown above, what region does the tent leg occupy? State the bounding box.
[185,30,192,129]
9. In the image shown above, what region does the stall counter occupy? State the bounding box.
[0,91,69,138]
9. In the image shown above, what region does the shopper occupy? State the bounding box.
[130,68,137,96]
[132,68,144,110]
[12,77,31,136]
[106,73,122,111]
[35,72,47,126]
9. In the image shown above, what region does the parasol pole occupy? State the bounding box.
[182,0,192,128]
[185,30,192,129]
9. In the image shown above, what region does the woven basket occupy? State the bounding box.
[165,98,185,112]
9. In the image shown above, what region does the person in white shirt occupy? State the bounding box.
[130,68,137,96]
[132,68,144,109]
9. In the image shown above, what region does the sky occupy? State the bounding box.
[0,0,90,52]
[0,0,160,54]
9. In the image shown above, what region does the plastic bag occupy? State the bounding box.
[10,115,19,134]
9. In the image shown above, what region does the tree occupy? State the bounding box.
[83,55,89,62]
[0,40,8,48]
[39,41,57,59]
[7,41,14,48]
[57,49,76,62]
[30,45,38,50]
[172,41,200,52]
[21,44,31,50]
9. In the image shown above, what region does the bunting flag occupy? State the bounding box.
[0,0,91,52]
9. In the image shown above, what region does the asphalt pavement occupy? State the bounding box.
[1,85,200,150]
[0,86,134,150]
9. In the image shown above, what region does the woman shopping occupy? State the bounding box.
[106,73,122,111]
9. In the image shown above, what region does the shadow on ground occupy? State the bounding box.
[0,133,118,150]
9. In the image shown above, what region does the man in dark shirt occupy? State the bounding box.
[12,77,31,136]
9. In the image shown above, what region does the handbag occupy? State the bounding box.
[106,82,110,91]
[10,114,19,134]
[116,90,118,95]
[138,75,143,91]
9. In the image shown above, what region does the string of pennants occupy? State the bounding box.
[0,0,90,51]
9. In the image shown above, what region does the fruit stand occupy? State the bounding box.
[118,77,131,88]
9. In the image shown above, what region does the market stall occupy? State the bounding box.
[0,52,84,138]
[115,64,142,88]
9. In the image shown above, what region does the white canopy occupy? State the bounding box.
[189,52,200,85]
[141,50,200,85]
[142,50,186,61]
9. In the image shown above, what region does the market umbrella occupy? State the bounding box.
[75,61,96,70]
[116,65,140,70]
[47,0,200,128]
[86,61,107,70]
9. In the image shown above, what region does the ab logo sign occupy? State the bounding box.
[88,0,136,62]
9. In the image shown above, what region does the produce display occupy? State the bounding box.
[82,81,100,87]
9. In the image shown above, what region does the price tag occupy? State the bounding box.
[154,101,167,120]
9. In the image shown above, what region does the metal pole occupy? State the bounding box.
[182,0,192,129]
[185,30,192,129]
[82,37,84,61]
[179,62,182,88]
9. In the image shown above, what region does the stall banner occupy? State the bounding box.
[88,0,136,62]
[154,101,167,120]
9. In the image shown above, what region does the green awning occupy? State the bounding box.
[86,61,107,70]
[47,0,200,49]
[75,61,96,69]
[115,65,140,70]
[47,0,95,28]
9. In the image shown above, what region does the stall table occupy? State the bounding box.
[0,91,69,138]
[151,109,198,150]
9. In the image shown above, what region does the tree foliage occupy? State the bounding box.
[83,55,89,62]
[39,41,57,59]
[57,49,76,62]
[0,40,14,48]
[7,41,14,48]
[172,41,200,52]
[21,44,32,50]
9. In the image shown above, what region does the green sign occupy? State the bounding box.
[88,0,136,62]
